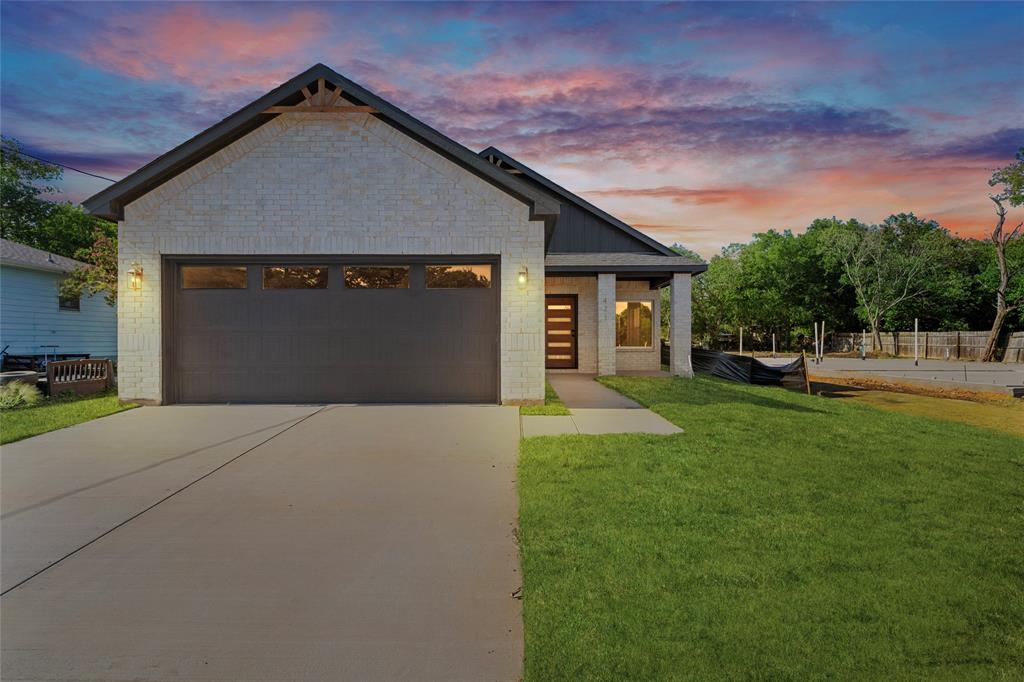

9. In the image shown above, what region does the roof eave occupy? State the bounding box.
[544,263,707,275]
[0,261,76,274]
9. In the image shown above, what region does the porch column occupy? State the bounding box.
[669,272,694,377]
[597,272,617,375]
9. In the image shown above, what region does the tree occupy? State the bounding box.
[1,136,115,258]
[981,148,1024,361]
[60,226,118,306]
[2,136,61,246]
[819,214,950,349]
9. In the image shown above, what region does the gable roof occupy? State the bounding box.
[479,146,678,257]
[83,64,560,229]
[0,238,87,274]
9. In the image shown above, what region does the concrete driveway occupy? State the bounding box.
[1,404,522,681]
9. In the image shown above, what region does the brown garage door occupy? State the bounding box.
[169,258,499,404]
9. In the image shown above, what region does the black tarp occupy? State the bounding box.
[692,349,808,390]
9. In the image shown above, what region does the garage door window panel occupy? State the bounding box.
[426,265,491,289]
[262,266,328,289]
[181,266,248,289]
[344,266,410,289]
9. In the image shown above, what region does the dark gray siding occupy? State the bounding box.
[547,202,661,254]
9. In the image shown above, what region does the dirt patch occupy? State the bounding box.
[812,376,1017,405]
[812,380,1024,437]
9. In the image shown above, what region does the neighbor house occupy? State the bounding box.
[0,238,117,362]
[83,64,705,405]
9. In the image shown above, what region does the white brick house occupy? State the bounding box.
[85,64,704,405]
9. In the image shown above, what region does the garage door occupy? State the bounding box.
[170,258,499,403]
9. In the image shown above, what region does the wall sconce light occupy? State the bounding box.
[128,263,143,290]
[517,265,529,288]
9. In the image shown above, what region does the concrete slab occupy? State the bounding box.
[521,415,578,437]
[570,408,683,435]
[1,405,320,593]
[547,373,641,409]
[1,405,523,682]
[761,357,1024,396]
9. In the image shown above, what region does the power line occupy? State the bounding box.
[1,148,117,183]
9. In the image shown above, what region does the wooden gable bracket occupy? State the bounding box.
[263,78,379,114]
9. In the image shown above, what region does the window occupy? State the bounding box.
[263,266,327,289]
[58,294,80,311]
[182,266,248,289]
[344,266,409,289]
[426,264,491,288]
[616,301,653,347]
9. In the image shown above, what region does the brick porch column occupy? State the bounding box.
[597,272,616,375]
[670,272,694,377]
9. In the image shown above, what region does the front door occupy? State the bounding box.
[545,295,577,369]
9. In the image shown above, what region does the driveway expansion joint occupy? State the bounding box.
[0,404,329,597]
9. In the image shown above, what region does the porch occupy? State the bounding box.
[543,253,700,377]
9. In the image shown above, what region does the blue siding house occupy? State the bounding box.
[0,238,116,360]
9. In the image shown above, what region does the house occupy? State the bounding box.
[0,238,117,362]
[83,64,705,405]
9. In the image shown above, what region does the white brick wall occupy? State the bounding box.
[670,273,694,377]
[118,113,545,403]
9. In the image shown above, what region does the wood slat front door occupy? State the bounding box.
[545,295,577,369]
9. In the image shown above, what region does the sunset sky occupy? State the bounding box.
[2,1,1021,256]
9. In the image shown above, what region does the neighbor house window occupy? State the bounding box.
[426,264,491,288]
[616,301,653,347]
[344,266,409,289]
[58,294,80,311]
[263,266,328,289]
[182,266,248,289]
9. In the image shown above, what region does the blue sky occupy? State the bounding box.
[2,1,1021,254]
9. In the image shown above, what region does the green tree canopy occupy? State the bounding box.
[1,136,115,259]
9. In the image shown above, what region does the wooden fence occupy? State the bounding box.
[831,331,1024,362]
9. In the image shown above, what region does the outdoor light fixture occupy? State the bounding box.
[517,265,529,288]
[128,263,143,290]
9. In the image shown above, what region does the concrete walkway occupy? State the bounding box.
[522,374,682,436]
[2,405,523,682]
[547,373,643,408]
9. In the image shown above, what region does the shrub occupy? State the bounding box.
[0,381,42,409]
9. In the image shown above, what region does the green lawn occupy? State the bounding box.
[0,391,136,444]
[518,375,1024,681]
[520,380,571,416]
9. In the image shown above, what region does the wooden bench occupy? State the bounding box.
[46,359,112,397]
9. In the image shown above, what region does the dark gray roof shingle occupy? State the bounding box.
[0,238,86,273]
[546,252,705,272]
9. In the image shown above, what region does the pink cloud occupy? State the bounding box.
[584,186,782,209]
[76,5,330,90]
